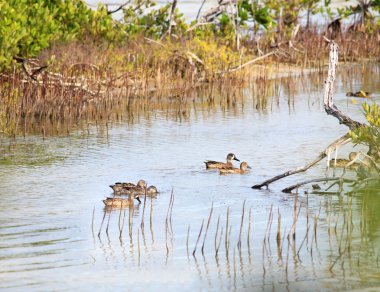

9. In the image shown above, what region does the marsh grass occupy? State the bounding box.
[1,29,379,137]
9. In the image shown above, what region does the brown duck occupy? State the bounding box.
[219,162,252,174]
[205,153,240,169]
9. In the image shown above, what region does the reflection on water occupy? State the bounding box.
[0,64,379,290]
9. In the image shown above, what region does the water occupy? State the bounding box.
[0,64,379,291]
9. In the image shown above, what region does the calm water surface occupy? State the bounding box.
[0,64,379,291]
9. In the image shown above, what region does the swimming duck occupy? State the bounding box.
[346,91,371,98]
[103,194,141,207]
[205,153,240,169]
[127,185,159,197]
[110,179,146,194]
[219,162,252,174]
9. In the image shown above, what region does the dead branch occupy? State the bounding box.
[216,50,278,76]
[281,177,354,193]
[323,41,364,130]
[196,0,207,22]
[167,0,178,36]
[107,1,132,15]
[252,133,350,189]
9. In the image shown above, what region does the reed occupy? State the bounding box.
[201,202,214,255]
[225,207,230,255]
[214,215,220,253]
[140,186,147,230]
[237,200,246,251]
[91,206,95,239]
[193,219,205,256]
[98,210,107,238]
[3,28,379,137]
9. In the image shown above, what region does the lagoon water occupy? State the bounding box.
[0,64,379,291]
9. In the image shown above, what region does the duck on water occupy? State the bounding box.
[205,153,240,169]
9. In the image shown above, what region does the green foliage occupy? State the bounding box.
[350,103,380,159]
[347,103,380,193]
[0,0,126,69]
[123,3,188,39]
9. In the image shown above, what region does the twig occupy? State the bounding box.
[237,200,246,251]
[218,50,278,74]
[91,206,95,239]
[193,219,205,256]
[282,177,354,193]
[107,0,132,14]
[196,0,207,21]
[201,202,214,254]
[252,133,351,189]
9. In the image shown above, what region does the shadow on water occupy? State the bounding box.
[0,63,379,290]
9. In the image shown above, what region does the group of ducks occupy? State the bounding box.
[205,153,252,174]
[103,179,158,207]
[102,153,251,208]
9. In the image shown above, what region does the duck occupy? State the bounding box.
[205,153,240,169]
[128,185,159,197]
[219,162,252,174]
[329,152,360,168]
[103,194,141,207]
[346,91,371,98]
[110,179,146,194]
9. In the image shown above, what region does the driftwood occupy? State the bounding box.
[252,41,365,191]
[252,133,351,189]
[281,177,354,193]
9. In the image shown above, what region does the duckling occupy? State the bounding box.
[110,180,146,194]
[346,91,371,98]
[103,194,141,207]
[205,153,240,169]
[219,162,252,174]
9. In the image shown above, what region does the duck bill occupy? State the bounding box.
[247,165,252,169]
[234,157,240,162]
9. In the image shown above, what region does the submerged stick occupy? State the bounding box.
[282,177,354,193]
[186,224,191,258]
[193,219,205,256]
[214,215,221,252]
[120,209,127,239]
[216,227,223,256]
[276,208,281,246]
[237,200,246,251]
[141,186,147,230]
[252,134,349,189]
[264,205,273,243]
[292,192,298,240]
[91,206,95,238]
[247,207,252,253]
[201,202,214,254]
[98,210,107,238]
[225,207,230,255]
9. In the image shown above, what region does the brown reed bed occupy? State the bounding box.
[1,29,378,137]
